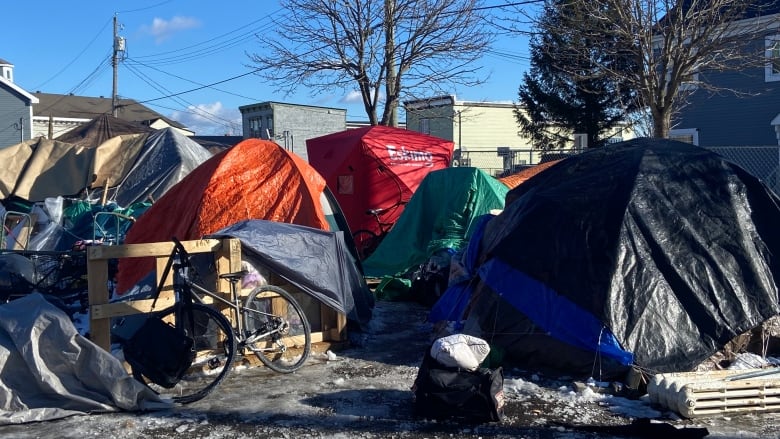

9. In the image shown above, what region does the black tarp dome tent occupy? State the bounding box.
[459,138,780,379]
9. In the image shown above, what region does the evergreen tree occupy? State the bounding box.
[515,0,637,149]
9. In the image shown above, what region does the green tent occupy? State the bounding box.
[362,167,508,277]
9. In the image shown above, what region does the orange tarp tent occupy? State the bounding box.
[117,139,330,293]
[497,159,562,190]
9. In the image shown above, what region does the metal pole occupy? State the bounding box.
[112,15,118,117]
[458,110,462,152]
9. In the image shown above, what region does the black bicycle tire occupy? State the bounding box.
[352,229,379,260]
[243,285,312,373]
[135,303,236,404]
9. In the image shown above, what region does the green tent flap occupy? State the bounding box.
[362,167,508,277]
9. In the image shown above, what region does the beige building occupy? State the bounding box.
[404,95,531,175]
[404,95,632,176]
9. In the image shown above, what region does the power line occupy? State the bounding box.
[31,17,113,91]
[117,0,174,14]
[124,58,262,101]
[131,17,266,65]
[132,68,262,104]
[123,62,238,130]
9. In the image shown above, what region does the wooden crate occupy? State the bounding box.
[86,238,346,354]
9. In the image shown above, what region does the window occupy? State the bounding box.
[419,118,430,135]
[249,117,262,138]
[669,128,699,145]
[767,35,780,82]
[265,116,273,138]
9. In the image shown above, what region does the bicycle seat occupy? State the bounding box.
[219,270,248,282]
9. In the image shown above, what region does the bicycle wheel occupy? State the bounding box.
[133,303,236,404]
[352,229,379,260]
[243,285,311,373]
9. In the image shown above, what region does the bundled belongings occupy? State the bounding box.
[412,335,504,423]
[430,333,491,372]
[116,314,196,389]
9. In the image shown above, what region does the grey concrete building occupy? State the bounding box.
[239,101,346,161]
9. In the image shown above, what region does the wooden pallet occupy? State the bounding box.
[648,369,780,418]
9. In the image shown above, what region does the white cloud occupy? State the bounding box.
[141,16,201,44]
[169,101,242,136]
[340,90,365,104]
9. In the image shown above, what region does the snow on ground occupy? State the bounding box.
[1,299,780,438]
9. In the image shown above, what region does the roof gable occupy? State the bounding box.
[32,93,186,129]
[0,76,38,104]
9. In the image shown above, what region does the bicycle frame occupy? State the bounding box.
[183,278,283,347]
[156,238,310,371]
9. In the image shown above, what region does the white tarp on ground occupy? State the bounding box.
[0,293,170,425]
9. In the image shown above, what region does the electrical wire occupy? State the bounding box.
[131,17,267,65]
[30,18,113,91]
[122,62,236,130]
[124,58,260,102]
[132,68,263,105]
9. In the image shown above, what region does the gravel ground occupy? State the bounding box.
[2,299,779,438]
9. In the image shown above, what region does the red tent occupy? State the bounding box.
[306,126,453,236]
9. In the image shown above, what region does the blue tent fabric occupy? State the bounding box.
[427,213,494,324]
[478,258,633,367]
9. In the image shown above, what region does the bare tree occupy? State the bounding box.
[247,0,494,126]
[512,0,779,138]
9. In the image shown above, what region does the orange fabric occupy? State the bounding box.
[116,139,329,293]
[498,159,562,189]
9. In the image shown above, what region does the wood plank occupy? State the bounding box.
[91,292,176,319]
[87,256,111,350]
[87,238,223,260]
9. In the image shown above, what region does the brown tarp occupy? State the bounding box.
[55,114,154,148]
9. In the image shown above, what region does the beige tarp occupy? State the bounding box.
[91,134,149,189]
[0,138,91,201]
[0,128,207,204]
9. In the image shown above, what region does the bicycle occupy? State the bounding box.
[0,249,91,314]
[112,237,312,404]
[351,199,408,260]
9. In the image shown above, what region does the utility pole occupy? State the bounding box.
[111,14,125,117]
[383,0,397,127]
[14,117,23,142]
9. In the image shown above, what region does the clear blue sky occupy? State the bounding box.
[2,1,531,135]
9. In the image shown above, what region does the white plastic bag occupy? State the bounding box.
[430,334,490,371]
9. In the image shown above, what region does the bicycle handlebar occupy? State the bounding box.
[365,199,409,216]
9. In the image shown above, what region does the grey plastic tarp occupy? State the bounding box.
[110,128,213,206]
[211,219,374,331]
[0,293,170,424]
